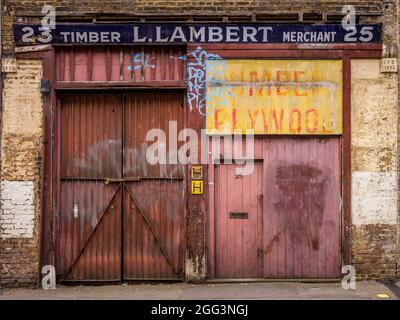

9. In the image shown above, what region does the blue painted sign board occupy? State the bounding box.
[14,23,381,45]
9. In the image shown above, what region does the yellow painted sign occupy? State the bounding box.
[206,59,343,135]
[191,180,204,195]
[191,166,203,180]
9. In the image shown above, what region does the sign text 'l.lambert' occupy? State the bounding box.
[14,23,382,45]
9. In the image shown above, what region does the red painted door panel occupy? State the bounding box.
[214,163,263,278]
[263,137,341,279]
[210,137,341,279]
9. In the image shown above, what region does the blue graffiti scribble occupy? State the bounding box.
[127,48,227,116]
[186,47,223,116]
[128,53,155,71]
[170,55,187,61]
[206,60,232,112]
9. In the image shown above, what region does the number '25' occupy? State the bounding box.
[345,26,374,42]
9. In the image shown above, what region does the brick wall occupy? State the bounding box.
[2,0,385,13]
[351,59,398,280]
[352,225,397,279]
[397,0,400,279]
[0,60,43,287]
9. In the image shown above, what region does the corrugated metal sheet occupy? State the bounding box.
[58,94,122,281]
[60,94,123,179]
[123,93,185,178]
[56,46,186,82]
[57,92,185,281]
[123,93,185,280]
[60,182,122,280]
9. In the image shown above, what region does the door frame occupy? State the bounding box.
[53,90,188,282]
[208,137,343,280]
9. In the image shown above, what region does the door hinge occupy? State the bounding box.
[41,79,51,94]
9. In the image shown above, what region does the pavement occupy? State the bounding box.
[1,280,400,300]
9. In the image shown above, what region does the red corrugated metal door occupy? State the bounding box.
[58,94,123,281]
[123,93,185,280]
[57,92,185,281]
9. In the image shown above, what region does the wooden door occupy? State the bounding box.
[210,137,341,280]
[263,137,341,279]
[213,162,263,279]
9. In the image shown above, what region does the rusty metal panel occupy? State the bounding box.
[57,92,185,281]
[206,60,343,135]
[59,182,122,280]
[123,92,185,178]
[123,93,185,280]
[213,162,263,279]
[60,94,122,179]
[57,94,122,281]
[56,46,186,82]
[263,137,341,279]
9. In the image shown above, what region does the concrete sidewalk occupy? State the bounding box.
[1,281,399,300]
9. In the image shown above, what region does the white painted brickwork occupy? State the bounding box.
[351,60,398,228]
[0,181,35,238]
[352,172,397,226]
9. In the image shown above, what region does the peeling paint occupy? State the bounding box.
[0,181,35,239]
[352,172,397,226]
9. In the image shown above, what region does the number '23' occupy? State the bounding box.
[22,26,53,43]
[21,5,55,43]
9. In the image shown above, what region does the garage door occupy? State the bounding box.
[56,92,185,281]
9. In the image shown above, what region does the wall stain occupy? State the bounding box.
[267,162,329,252]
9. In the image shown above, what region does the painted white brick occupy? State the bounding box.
[352,171,397,225]
[0,180,35,238]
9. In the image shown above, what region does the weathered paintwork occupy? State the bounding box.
[123,93,185,280]
[206,59,343,135]
[56,46,186,82]
[208,137,341,279]
[213,162,263,278]
[14,23,382,45]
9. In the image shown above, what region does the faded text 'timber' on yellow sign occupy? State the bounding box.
[206,59,343,135]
